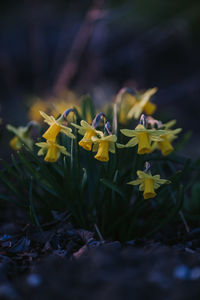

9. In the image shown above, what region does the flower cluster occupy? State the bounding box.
[117,115,182,157]
[7,87,182,200]
[35,110,75,162]
[72,114,117,162]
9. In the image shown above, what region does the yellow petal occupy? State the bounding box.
[127,179,142,186]
[120,129,136,137]
[140,87,158,107]
[57,145,70,156]
[116,143,126,149]
[102,135,117,143]
[108,142,116,154]
[164,120,177,129]
[80,120,93,129]
[39,111,54,125]
[60,128,75,139]
[143,101,156,115]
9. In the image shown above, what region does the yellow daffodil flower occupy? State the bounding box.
[127,88,157,120]
[40,111,75,142]
[151,128,182,156]
[36,140,70,163]
[71,120,102,151]
[92,134,117,162]
[117,124,166,155]
[127,170,171,199]
[7,124,33,150]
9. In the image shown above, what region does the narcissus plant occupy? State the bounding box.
[92,134,117,162]
[127,169,171,199]
[91,121,117,162]
[71,112,105,151]
[117,122,166,155]
[149,119,182,156]
[127,88,157,120]
[2,88,190,242]
[36,140,70,162]
[151,128,182,156]
[7,123,34,150]
[40,110,75,142]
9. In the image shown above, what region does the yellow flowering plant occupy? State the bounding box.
[127,87,157,120]
[117,117,167,154]
[40,110,75,142]
[145,117,182,156]
[1,90,194,242]
[36,140,70,163]
[92,122,117,162]
[127,168,171,200]
[7,123,35,150]
[151,128,182,156]
[71,112,105,151]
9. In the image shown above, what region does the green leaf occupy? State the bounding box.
[81,168,87,193]
[145,185,184,237]
[175,131,192,151]
[100,178,125,199]
[0,159,19,179]
[29,178,42,230]
[0,169,21,198]
[81,94,95,121]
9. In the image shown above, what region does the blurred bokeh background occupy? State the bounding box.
[1,0,200,156]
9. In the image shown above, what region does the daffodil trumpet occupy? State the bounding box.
[92,133,117,162]
[127,170,171,199]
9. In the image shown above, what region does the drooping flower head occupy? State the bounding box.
[36,140,70,163]
[117,115,167,155]
[149,119,182,156]
[127,164,171,199]
[40,109,75,142]
[7,122,35,150]
[92,124,117,162]
[71,112,105,151]
[127,88,157,120]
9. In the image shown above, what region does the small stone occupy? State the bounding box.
[26,273,42,287]
[173,264,190,280]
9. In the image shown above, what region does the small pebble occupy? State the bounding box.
[26,274,42,287]
[173,265,190,280]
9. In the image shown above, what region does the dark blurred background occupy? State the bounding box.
[1,0,200,156]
